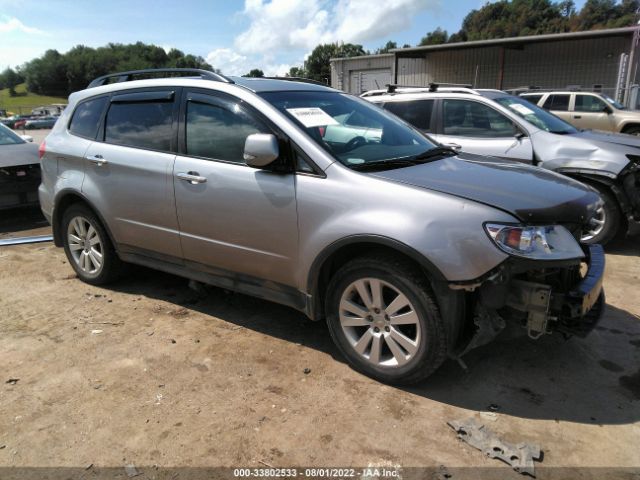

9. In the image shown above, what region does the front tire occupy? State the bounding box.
[62,204,123,285]
[325,253,448,385]
[581,184,626,245]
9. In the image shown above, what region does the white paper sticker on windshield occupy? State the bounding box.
[286,107,339,127]
[509,103,534,116]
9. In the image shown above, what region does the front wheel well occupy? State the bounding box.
[621,123,640,134]
[310,240,445,322]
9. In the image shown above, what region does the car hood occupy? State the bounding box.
[0,142,39,168]
[371,153,600,224]
[533,129,640,176]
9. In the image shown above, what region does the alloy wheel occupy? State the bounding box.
[339,278,421,368]
[582,204,606,242]
[67,216,104,275]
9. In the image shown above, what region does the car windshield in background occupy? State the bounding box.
[495,96,578,135]
[602,94,625,110]
[0,124,24,145]
[259,91,437,168]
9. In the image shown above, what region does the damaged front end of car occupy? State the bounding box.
[450,223,605,357]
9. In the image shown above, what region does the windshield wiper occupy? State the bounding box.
[350,146,458,172]
[350,158,420,171]
[413,146,458,161]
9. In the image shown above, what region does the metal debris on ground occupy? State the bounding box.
[448,417,542,477]
[124,464,142,477]
[0,235,54,246]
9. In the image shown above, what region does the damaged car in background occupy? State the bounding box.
[40,71,605,384]
[363,85,640,246]
[0,122,40,209]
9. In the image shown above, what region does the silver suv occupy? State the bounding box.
[363,85,640,245]
[40,69,605,385]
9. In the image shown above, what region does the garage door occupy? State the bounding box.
[349,69,392,94]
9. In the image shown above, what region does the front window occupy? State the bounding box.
[259,91,436,168]
[0,124,25,145]
[575,94,608,113]
[442,99,515,138]
[494,96,578,135]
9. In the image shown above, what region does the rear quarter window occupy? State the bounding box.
[521,94,542,106]
[69,96,108,139]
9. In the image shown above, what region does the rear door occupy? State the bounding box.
[383,99,436,134]
[82,88,182,258]
[431,98,533,163]
[571,94,615,132]
[173,89,298,287]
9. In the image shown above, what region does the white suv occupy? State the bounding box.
[363,84,640,246]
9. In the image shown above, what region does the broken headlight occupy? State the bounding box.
[484,224,585,260]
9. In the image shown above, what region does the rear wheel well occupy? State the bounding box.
[53,194,115,248]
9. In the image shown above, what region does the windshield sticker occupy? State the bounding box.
[509,104,535,116]
[286,107,339,128]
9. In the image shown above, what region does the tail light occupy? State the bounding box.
[38,140,46,160]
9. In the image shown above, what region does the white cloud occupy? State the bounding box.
[207,0,439,77]
[0,16,44,35]
[206,48,249,76]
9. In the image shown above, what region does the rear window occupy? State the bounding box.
[543,94,570,111]
[521,94,542,106]
[104,101,173,151]
[69,96,108,139]
[384,100,434,131]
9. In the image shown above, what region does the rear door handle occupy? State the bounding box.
[573,115,582,119]
[176,172,207,184]
[86,154,108,166]
[444,143,462,151]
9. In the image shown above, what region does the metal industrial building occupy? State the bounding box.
[331,26,640,106]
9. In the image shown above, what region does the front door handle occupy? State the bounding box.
[176,172,207,184]
[86,154,108,166]
[444,143,462,151]
[573,115,582,119]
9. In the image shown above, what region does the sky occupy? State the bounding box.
[0,0,587,76]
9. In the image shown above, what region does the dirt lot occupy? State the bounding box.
[1,207,639,479]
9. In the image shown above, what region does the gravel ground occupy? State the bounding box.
[0,208,639,479]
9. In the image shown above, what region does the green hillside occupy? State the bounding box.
[0,84,67,114]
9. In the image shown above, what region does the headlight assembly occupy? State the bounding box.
[484,223,585,260]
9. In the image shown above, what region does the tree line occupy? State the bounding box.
[2,0,638,96]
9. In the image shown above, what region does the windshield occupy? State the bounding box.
[0,124,24,145]
[494,96,578,134]
[259,91,436,167]
[602,94,625,110]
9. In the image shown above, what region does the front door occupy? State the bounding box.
[432,98,533,163]
[571,94,615,132]
[173,90,298,287]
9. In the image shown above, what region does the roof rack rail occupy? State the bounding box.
[262,76,328,86]
[87,68,234,88]
[385,82,476,94]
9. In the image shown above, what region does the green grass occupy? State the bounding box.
[0,84,67,114]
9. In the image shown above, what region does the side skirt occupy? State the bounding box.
[118,247,311,317]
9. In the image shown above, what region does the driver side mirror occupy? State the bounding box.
[244,133,279,168]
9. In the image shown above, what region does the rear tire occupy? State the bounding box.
[325,253,448,385]
[580,184,626,246]
[62,203,124,285]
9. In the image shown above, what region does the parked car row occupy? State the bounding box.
[1,114,59,130]
[361,84,640,246]
[36,69,608,385]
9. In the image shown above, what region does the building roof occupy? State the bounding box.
[330,26,639,62]
[392,26,639,56]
